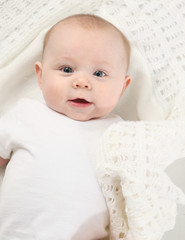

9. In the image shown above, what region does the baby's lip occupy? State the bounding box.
[70,98,90,103]
[69,98,91,104]
[68,98,93,108]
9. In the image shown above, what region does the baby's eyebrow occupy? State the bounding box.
[55,56,74,63]
[53,57,75,68]
[94,60,113,69]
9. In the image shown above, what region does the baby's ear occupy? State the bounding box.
[35,61,43,89]
[120,75,131,96]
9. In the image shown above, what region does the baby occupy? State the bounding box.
[0,14,131,239]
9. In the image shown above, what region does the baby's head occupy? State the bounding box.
[35,14,131,121]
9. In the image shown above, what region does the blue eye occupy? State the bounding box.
[93,70,105,77]
[61,67,73,73]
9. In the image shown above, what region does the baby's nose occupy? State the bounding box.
[72,77,92,90]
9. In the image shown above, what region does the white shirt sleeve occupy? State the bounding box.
[0,104,19,159]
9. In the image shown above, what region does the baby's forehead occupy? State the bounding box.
[53,15,113,31]
[45,15,123,45]
[46,22,125,56]
[49,18,118,40]
[42,15,130,69]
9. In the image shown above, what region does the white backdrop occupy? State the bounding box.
[0,0,185,239]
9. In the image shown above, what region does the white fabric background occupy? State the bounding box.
[0,0,185,239]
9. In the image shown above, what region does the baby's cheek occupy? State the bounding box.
[96,97,117,114]
[42,85,58,107]
[46,81,60,96]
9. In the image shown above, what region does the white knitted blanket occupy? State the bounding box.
[98,99,185,240]
[0,0,185,240]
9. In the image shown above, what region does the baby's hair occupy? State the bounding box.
[42,14,130,71]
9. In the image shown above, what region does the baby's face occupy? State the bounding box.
[35,22,131,121]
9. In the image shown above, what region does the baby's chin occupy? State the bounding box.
[63,110,109,121]
[64,108,113,121]
[47,104,112,121]
[65,112,112,122]
[64,112,98,122]
[50,108,95,121]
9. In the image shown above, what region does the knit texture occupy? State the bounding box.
[97,113,185,240]
[0,1,185,239]
[98,0,185,120]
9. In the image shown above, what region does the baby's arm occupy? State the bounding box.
[0,103,20,168]
[0,156,9,167]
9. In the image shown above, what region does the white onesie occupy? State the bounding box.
[0,98,122,240]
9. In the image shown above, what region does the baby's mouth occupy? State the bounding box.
[71,98,90,103]
[69,98,92,108]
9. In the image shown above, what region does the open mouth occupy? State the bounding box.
[69,98,92,108]
[71,98,90,103]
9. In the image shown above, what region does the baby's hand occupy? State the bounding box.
[0,157,9,167]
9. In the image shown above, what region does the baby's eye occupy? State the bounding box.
[93,70,106,77]
[61,66,73,73]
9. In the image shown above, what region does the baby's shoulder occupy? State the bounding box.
[17,98,44,109]
[15,98,46,115]
[10,98,49,124]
